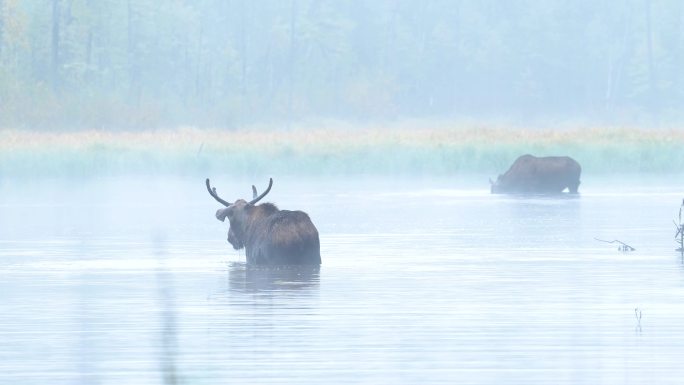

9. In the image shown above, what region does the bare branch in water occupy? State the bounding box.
[675,200,684,253]
[594,238,636,251]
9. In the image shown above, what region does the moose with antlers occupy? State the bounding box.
[206,178,321,265]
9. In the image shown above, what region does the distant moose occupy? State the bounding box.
[206,178,321,265]
[490,154,582,194]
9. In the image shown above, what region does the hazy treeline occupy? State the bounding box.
[1,0,683,129]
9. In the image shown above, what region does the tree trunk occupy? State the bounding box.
[195,23,203,99]
[0,0,5,58]
[645,0,657,121]
[238,1,248,127]
[127,0,139,104]
[606,2,630,114]
[51,0,61,91]
[287,0,297,128]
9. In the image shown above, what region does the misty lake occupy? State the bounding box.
[2,175,684,384]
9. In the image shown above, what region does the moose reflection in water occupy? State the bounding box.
[228,263,321,293]
[206,178,321,265]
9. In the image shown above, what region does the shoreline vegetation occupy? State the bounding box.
[2,124,684,177]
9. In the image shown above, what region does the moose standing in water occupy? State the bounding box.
[490,154,582,194]
[206,178,321,265]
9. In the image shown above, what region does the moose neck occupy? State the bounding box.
[243,203,279,231]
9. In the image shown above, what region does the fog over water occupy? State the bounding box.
[3,1,684,384]
[2,176,684,384]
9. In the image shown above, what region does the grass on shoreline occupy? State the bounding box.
[1,124,684,177]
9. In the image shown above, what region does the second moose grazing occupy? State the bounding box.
[206,178,321,265]
[490,154,582,194]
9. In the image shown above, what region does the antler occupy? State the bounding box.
[249,178,273,205]
[205,178,232,207]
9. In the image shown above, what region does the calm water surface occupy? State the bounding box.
[1,175,684,384]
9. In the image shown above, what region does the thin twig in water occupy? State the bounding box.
[594,238,636,251]
[634,307,642,334]
[676,199,684,252]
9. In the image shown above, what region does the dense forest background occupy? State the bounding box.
[1,0,683,130]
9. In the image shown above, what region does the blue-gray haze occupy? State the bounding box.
[3,2,684,383]
[2,176,684,384]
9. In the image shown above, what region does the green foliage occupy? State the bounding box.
[1,1,684,129]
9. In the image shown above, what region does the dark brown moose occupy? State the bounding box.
[206,178,321,265]
[490,154,581,194]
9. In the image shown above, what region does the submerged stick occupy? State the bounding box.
[675,199,684,252]
[594,238,636,251]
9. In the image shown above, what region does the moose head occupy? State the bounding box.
[206,178,275,250]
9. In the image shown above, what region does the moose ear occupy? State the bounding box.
[215,207,232,222]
